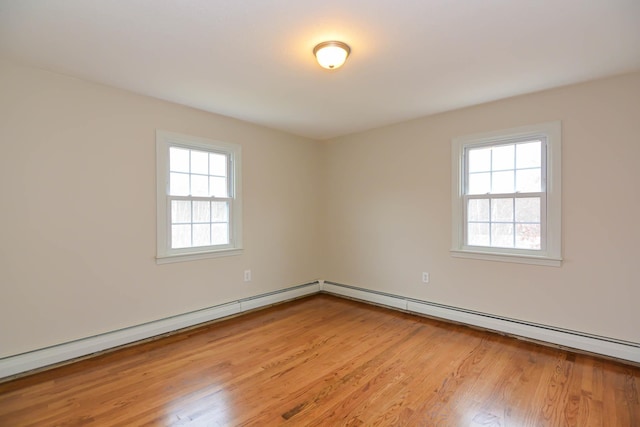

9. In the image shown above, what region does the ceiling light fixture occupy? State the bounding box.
[313,41,351,70]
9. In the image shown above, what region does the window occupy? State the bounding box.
[451,122,561,266]
[156,130,242,263]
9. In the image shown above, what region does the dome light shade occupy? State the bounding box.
[313,41,351,70]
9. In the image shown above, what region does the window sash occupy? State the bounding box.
[463,138,547,196]
[167,195,234,253]
[463,192,547,253]
[168,145,233,198]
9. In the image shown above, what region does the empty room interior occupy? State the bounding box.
[1,1,639,425]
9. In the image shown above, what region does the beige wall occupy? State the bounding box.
[1,59,638,359]
[324,72,640,344]
[0,60,323,357]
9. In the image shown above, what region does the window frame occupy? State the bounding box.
[451,121,562,266]
[156,130,243,264]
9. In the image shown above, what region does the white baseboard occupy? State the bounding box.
[322,281,407,310]
[239,283,320,312]
[320,281,640,364]
[2,279,637,380]
[0,282,320,380]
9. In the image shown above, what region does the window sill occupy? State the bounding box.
[156,248,243,264]
[450,249,562,267]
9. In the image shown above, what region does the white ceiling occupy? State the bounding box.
[1,1,639,140]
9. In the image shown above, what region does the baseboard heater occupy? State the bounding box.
[0,282,321,380]
[320,281,640,364]
[1,279,637,380]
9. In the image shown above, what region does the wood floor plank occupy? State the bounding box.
[0,294,638,426]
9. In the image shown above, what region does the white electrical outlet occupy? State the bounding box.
[422,272,430,283]
[244,270,252,282]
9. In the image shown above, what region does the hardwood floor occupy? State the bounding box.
[0,294,638,426]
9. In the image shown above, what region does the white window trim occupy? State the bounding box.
[156,130,243,264]
[451,121,562,267]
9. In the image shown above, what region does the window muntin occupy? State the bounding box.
[451,122,561,266]
[156,131,242,263]
[464,139,546,252]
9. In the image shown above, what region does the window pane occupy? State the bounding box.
[491,198,513,222]
[492,170,514,193]
[468,148,491,173]
[492,144,514,170]
[192,224,211,247]
[516,141,541,169]
[516,169,541,193]
[468,199,489,221]
[210,177,228,198]
[212,201,229,222]
[171,224,191,248]
[171,200,191,224]
[212,223,229,245]
[491,223,514,248]
[169,147,189,173]
[210,153,227,176]
[191,150,209,175]
[516,223,541,249]
[468,172,490,194]
[192,201,211,223]
[191,175,209,197]
[515,197,540,223]
[170,172,190,196]
[468,222,490,246]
